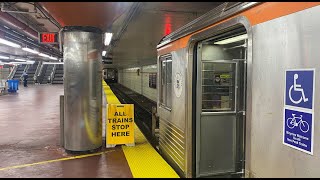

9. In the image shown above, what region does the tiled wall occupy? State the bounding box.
[119,67,142,94]
[118,64,157,102]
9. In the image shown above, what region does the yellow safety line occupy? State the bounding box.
[0,150,115,171]
[0,82,117,172]
[122,125,179,178]
[103,81,179,178]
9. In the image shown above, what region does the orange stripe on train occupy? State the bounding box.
[157,2,320,55]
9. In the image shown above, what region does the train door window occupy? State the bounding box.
[202,62,236,112]
[159,55,172,109]
[200,26,247,112]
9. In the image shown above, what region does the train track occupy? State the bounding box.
[108,83,159,148]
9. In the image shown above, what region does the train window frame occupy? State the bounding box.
[159,54,172,111]
[149,72,157,89]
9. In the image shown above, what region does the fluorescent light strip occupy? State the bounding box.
[14,58,27,62]
[22,47,39,54]
[49,56,58,60]
[27,37,34,41]
[214,34,248,45]
[43,62,63,65]
[10,62,23,64]
[243,2,257,9]
[104,32,113,46]
[0,55,9,59]
[0,38,21,48]
[10,61,33,64]
[39,53,50,58]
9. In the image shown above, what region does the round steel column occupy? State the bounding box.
[63,26,102,152]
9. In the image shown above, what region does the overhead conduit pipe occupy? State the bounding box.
[0,11,38,40]
[0,11,61,53]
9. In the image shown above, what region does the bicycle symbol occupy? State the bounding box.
[286,113,310,133]
[289,74,308,104]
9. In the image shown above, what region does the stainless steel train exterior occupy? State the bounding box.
[156,2,320,178]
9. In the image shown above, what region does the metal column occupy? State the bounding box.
[63,26,103,152]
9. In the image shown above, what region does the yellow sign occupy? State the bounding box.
[106,104,135,145]
[220,74,231,79]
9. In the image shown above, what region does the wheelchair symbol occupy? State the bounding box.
[289,74,308,104]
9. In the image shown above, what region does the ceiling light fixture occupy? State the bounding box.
[43,62,64,65]
[102,51,106,56]
[26,60,35,64]
[14,58,27,62]
[49,56,58,60]
[22,47,39,54]
[214,34,248,45]
[38,53,50,58]
[0,55,10,59]
[104,32,113,46]
[9,62,29,64]
[0,38,21,48]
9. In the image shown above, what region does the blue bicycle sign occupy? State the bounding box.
[283,108,312,154]
[286,113,309,133]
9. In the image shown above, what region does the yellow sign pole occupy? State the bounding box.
[106,104,135,147]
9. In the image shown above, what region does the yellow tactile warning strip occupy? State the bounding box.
[103,82,121,104]
[122,124,179,178]
[103,81,180,178]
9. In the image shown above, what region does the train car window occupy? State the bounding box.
[160,59,165,104]
[149,73,157,89]
[159,55,172,109]
[166,59,172,108]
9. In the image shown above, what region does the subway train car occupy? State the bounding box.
[103,68,118,83]
[156,2,320,178]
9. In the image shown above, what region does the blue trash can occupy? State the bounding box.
[7,80,19,93]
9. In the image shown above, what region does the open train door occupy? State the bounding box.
[194,26,247,177]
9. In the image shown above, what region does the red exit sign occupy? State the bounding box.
[39,32,59,44]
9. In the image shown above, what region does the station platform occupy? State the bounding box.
[0,84,179,178]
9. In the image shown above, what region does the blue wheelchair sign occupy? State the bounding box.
[285,70,314,110]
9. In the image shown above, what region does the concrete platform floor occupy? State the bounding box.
[0,84,133,178]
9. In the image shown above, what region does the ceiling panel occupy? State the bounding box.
[142,2,223,14]
[13,2,60,32]
[39,2,132,31]
[9,2,225,68]
[111,2,224,68]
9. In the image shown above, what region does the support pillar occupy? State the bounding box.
[63,26,102,152]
